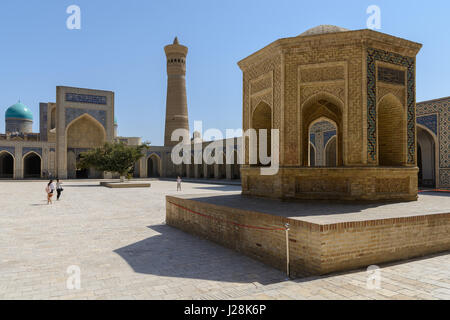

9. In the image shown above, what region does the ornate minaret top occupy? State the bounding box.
[163,37,189,147]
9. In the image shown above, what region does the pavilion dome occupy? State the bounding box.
[5,102,33,121]
[299,25,350,37]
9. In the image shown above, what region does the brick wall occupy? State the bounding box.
[166,195,450,277]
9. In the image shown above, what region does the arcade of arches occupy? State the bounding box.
[174,150,241,180]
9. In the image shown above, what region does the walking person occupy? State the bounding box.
[46,180,55,205]
[56,179,64,200]
[177,176,182,191]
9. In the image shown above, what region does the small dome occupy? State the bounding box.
[114,116,118,125]
[300,25,350,36]
[5,102,33,121]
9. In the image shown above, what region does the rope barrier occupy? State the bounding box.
[418,189,450,193]
[168,201,285,231]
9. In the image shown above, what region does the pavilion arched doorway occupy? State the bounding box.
[301,94,343,167]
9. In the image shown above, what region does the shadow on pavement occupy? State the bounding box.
[114,224,285,285]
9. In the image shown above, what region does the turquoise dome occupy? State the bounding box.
[114,116,118,125]
[5,102,33,121]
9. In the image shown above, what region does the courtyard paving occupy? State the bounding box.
[0,180,448,300]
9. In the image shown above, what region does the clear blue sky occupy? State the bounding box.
[0,0,448,145]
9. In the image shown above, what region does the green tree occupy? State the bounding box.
[78,141,150,179]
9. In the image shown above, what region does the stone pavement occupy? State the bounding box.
[0,180,448,300]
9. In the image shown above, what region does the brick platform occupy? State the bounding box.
[166,192,450,277]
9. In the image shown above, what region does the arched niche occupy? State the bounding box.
[23,152,41,178]
[377,94,407,166]
[417,124,438,188]
[0,151,14,178]
[251,102,272,166]
[147,154,161,178]
[66,114,107,149]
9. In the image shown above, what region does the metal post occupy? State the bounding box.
[285,223,290,279]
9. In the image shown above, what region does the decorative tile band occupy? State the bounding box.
[417,114,438,135]
[367,48,416,164]
[65,93,107,105]
[377,67,405,85]
[0,146,15,156]
[23,147,42,157]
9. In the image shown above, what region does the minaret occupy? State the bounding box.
[164,37,189,147]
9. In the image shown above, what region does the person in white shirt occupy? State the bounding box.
[177,176,182,191]
[56,179,63,200]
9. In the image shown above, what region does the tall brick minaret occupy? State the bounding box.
[164,37,189,146]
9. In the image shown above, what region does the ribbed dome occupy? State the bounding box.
[300,25,350,36]
[5,102,33,121]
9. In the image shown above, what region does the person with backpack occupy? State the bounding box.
[46,180,55,204]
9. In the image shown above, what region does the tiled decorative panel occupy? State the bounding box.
[65,108,107,129]
[417,114,438,135]
[367,48,415,164]
[0,146,15,155]
[65,93,107,105]
[23,147,42,157]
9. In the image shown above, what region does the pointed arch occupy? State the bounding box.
[65,113,107,149]
[23,151,42,178]
[324,136,337,167]
[0,150,15,178]
[251,101,272,166]
[147,153,161,177]
[301,93,343,166]
[416,123,439,188]
[301,91,344,113]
